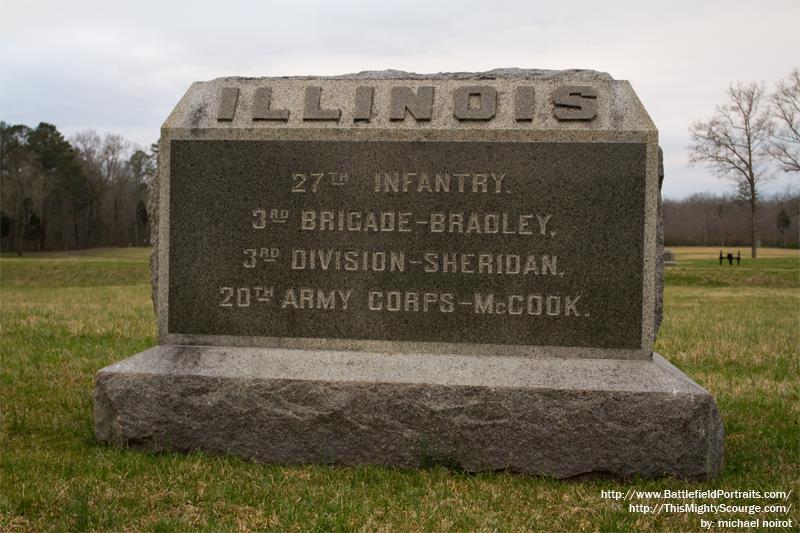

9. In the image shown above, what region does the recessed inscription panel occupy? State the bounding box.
[169,140,645,350]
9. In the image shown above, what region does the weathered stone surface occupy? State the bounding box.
[168,140,646,353]
[110,69,723,480]
[152,69,661,358]
[95,346,724,479]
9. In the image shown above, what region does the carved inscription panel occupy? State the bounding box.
[168,140,646,349]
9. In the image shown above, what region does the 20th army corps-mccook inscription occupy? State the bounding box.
[169,139,646,350]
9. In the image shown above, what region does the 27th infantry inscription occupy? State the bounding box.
[169,140,646,351]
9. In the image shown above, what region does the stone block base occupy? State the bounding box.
[94,346,723,479]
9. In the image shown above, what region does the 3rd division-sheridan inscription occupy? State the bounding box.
[169,140,646,349]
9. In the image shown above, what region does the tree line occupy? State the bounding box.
[1,70,797,256]
[664,189,799,248]
[0,122,156,254]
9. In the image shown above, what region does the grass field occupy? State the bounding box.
[1,247,798,532]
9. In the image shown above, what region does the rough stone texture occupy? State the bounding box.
[655,147,665,336]
[147,174,159,317]
[329,68,614,80]
[95,346,724,480]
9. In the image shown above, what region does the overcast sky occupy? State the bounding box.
[1,0,798,198]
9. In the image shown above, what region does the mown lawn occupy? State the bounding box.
[1,247,798,532]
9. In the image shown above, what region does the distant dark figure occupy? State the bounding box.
[719,250,723,266]
[727,253,734,265]
[736,251,741,265]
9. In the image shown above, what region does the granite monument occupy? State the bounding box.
[94,69,724,479]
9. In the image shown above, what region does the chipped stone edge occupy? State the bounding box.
[94,347,724,479]
[212,67,614,82]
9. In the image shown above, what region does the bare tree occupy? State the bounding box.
[767,69,800,173]
[689,82,773,258]
[71,130,105,245]
[71,131,133,245]
[99,134,132,244]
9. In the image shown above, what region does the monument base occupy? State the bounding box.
[94,346,723,480]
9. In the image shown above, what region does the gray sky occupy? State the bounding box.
[1,0,798,198]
